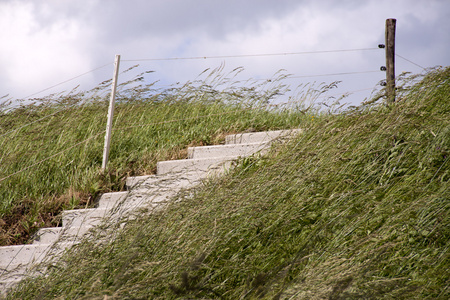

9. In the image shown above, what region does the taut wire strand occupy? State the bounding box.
[396,53,425,70]
[122,48,380,62]
[21,63,112,99]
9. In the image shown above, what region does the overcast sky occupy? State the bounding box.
[1,0,449,108]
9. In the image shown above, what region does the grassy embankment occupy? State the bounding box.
[4,67,450,299]
[0,70,306,246]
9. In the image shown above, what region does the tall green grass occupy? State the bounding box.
[6,67,449,299]
[0,68,313,246]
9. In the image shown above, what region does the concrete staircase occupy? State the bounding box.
[0,129,301,295]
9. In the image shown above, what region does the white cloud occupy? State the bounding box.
[0,1,96,98]
[0,0,449,106]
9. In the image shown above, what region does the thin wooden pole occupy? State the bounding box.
[102,54,121,171]
[385,18,396,103]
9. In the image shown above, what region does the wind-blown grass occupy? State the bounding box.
[0,68,313,246]
[5,66,449,299]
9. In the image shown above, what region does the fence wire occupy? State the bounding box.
[396,53,425,70]
[122,48,380,62]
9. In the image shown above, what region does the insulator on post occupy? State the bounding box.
[378,44,386,48]
[380,81,387,86]
[380,66,387,71]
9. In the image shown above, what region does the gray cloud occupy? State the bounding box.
[101,0,304,37]
[27,0,306,41]
[399,10,450,67]
[1,0,449,106]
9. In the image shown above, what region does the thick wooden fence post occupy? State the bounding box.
[385,18,396,103]
[102,54,121,171]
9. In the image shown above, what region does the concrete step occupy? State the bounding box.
[126,170,209,190]
[187,142,270,159]
[97,191,128,209]
[144,129,303,177]
[31,225,99,245]
[31,227,63,245]
[0,261,43,281]
[126,175,155,189]
[0,242,75,269]
[30,192,128,246]
[0,264,44,297]
[123,172,206,209]
[157,156,237,175]
[0,278,23,297]
[0,244,50,269]
[0,242,76,295]
[225,129,302,145]
[62,208,109,228]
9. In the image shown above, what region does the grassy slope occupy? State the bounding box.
[5,67,450,299]
[0,75,303,246]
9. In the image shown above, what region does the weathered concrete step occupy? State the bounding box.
[157,156,237,175]
[31,224,100,245]
[31,227,63,245]
[126,170,207,190]
[0,278,23,296]
[122,171,210,214]
[187,142,270,159]
[0,262,44,282]
[0,244,50,268]
[126,175,155,189]
[97,191,128,209]
[0,242,75,269]
[29,192,128,246]
[225,129,302,145]
[0,267,42,296]
[62,208,109,228]
[0,242,76,295]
